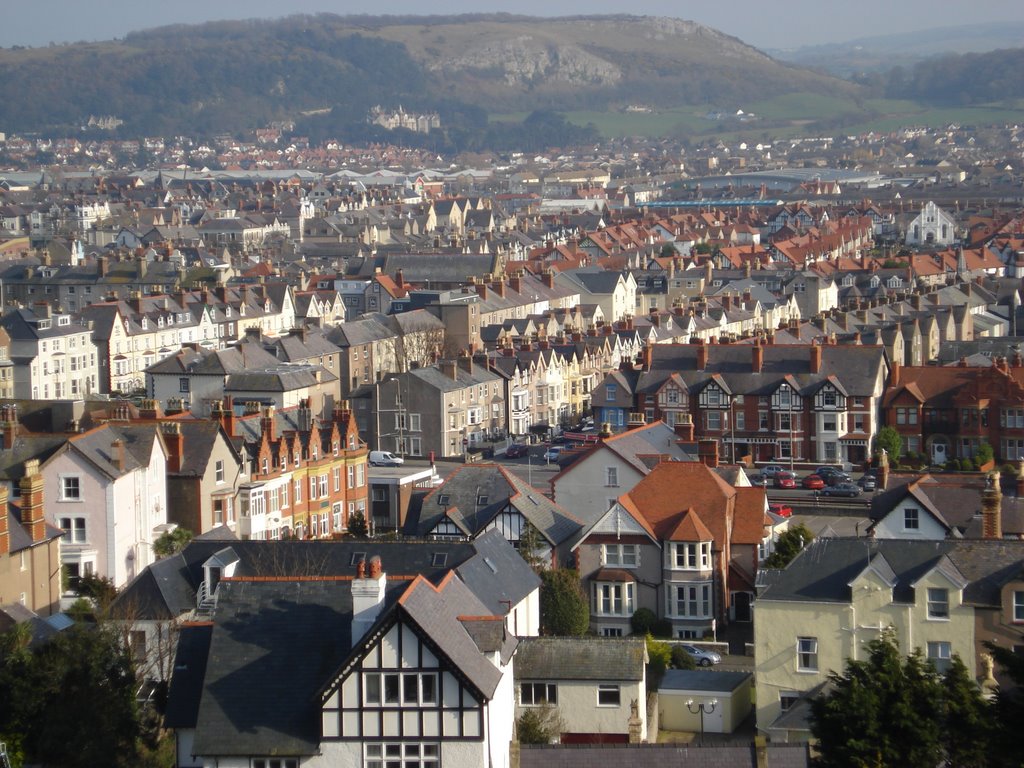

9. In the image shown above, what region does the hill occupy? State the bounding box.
[768,21,1024,77]
[0,13,858,143]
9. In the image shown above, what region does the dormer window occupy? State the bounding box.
[57,316,70,326]
[226,307,232,318]
[674,542,711,570]
[141,318,148,330]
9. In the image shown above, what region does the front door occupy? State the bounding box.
[732,591,752,622]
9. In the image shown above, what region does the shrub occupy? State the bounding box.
[651,619,674,638]
[646,634,673,689]
[671,645,697,670]
[630,608,658,636]
[517,705,563,744]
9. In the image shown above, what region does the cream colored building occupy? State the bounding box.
[753,537,1024,743]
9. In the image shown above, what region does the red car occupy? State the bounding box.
[769,503,794,518]
[504,443,529,459]
[801,474,826,490]
[773,471,797,489]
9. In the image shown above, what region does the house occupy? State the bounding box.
[574,460,767,638]
[408,463,582,567]
[42,422,168,588]
[554,268,638,323]
[162,530,540,768]
[549,421,698,528]
[367,464,442,535]
[514,637,648,744]
[594,341,888,468]
[754,537,1024,741]
[882,357,1024,464]
[375,358,506,460]
[0,482,63,616]
[2,302,100,399]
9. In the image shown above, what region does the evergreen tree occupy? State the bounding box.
[348,509,368,538]
[539,569,589,636]
[763,523,813,569]
[941,655,993,768]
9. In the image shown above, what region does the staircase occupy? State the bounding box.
[195,580,217,618]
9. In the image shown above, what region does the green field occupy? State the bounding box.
[492,96,1024,141]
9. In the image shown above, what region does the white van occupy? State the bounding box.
[369,450,404,467]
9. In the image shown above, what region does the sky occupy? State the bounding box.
[3,0,1023,50]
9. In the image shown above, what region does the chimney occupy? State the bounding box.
[809,343,822,374]
[162,422,184,473]
[891,360,901,386]
[97,255,108,277]
[878,446,890,491]
[19,458,46,542]
[441,359,458,380]
[674,414,695,442]
[1,404,18,450]
[395,269,405,289]
[752,342,763,373]
[641,344,653,370]
[111,439,126,472]
[542,271,555,289]
[139,399,160,420]
[245,326,262,343]
[510,274,522,293]
[698,439,719,468]
[697,341,709,371]
[351,556,387,646]
[458,353,474,375]
[981,470,1002,540]
[789,318,801,341]
[0,485,8,557]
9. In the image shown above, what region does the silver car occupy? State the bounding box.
[680,644,722,667]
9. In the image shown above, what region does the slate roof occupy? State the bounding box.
[759,537,1024,607]
[519,744,810,768]
[515,637,646,682]
[660,669,751,693]
[163,623,212,729]
[412,464,582,546]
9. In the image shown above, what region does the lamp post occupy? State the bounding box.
[686,698,718,746]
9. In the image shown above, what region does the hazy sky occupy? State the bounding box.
[4,0,1023,50]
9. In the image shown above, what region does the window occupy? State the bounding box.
[780,692,800,712]
[215,460,225,484]
[927,641,952,674]
[179,377,190,393]
[706,411,721,430]
[672,583,712,617]
[797,637,818,672]
[596,582,634,615]
[674,542,712,570]
[59,517,86,543]
[521,683,557,705]
[1014,591,1024,623]
[597,684,621,707]
[252,760,298,768]
[904,508,919,530]
[604,544,638,567]
[294,479,301,503]
[927,588,949,619]
[735,411,745,430]
[319,475,328,498]
[605,466,618,487]
[60,476,81,501]
[365,743,438,768]
[605,383,617,401]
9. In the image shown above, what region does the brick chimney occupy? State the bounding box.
[752,342,763,373]
[162,422,184,473]
[891,360,901,387]
[698,439,720,468]
[697,341,709,371]
[261,406,276,441]
[1,404,18,450]
[111,439,126,473]
[19,458,46,542]
[351,556,387,646]
[0,484,8,557]
[641,344,653,370]
[510,274,522,293]
[982,470,1002,539]
[542,271,555,289]
[441,360,458,380]
[458,353,474,375]
[809,343,822,374]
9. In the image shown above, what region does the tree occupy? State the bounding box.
[539,569,589,636]
[516,704,563,744]
[975,441,994,467]
[0,624,141,768]
[153,527,193,558]
[985,642,1024,767]
[517,521,547,572]
[811,629,992,768]
[348,509,368,538]
[762,523,813,569]
[875,426,902,464]
[645,634,672,689]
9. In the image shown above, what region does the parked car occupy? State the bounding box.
[818,482,861,498]
[543,446,562,462]
[504,443,529,459]
[761,465,787,478]
[368,450,404,467]
[801,474,826,490]
[773,471,797,489]
[858,474,878,492]
[749,473,770,487]
[679,644,722,667]
[769,503,794,518]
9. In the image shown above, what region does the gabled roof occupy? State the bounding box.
[515,637,646,682]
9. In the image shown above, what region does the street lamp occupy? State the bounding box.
[686,698,718,746]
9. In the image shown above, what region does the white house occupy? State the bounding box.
[905,201,957,247]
